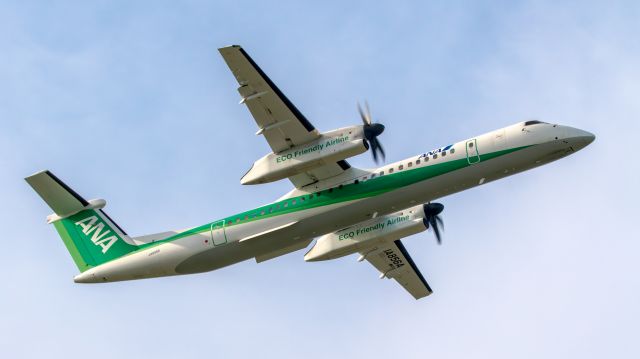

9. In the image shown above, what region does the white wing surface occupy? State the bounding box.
[362,240,433,299]
[218,45,353,188]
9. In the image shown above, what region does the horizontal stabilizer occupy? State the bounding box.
[25,170,89,218]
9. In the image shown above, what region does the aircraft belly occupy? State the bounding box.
[74,235,207,282]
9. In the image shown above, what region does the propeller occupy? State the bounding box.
[423,203,445,244]
[358,102,386,163]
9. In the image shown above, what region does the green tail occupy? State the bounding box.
[52,209,138,271]
[26,170,139,272]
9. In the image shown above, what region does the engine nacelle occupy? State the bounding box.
[304,205,428,261]
[241,126,368,185]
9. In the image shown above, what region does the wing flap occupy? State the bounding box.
[239,221,298,243]
[287,160,352,188]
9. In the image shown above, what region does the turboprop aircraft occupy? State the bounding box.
[26,45,595,299]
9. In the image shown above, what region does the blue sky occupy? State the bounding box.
[1,1,639,358]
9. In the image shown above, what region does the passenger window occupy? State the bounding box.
[268,208,273,213]
[433,154,438,159]
[408,162,412,168]
[292,200,296,205]
[328,188,333,193]
[300,196,305,202]
[371,174,376,179]
[389,168,394,173]
[244,215,249,220]
[354,179,359,184]
[260,210,265,215]
[339,184,343,189]
[284,202,289,208]
[442,151,446,157]
[379,171,384,176]
[398,165,404,170]
[450,148,455,154]
[235,218,240,223]
[416,159,421,165]
[469,142,474,148]
[425,156,429,162]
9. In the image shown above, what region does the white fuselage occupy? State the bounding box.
[74,122,594,283]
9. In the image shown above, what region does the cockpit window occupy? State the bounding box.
[524,120,546,126]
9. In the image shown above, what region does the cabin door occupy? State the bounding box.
[210,220,228,246]
[466,139,480,164]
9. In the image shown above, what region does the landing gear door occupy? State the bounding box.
[210,220,227,246]
[466,139,480,164]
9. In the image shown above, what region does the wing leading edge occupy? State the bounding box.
[362,240,433,299]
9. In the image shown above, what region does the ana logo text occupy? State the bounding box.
[75,215,119,254]
[419,144,453,158]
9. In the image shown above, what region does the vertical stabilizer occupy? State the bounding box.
[26,171,138,272]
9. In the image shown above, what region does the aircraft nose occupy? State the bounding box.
[565,127,595,150]
[571,128,595,143]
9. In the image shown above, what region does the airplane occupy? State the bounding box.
[25,45,595,299]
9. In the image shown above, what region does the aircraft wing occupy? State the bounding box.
[362,240,433,299]
[218,45,352,188]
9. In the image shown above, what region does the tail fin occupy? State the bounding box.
[25,170,138,272]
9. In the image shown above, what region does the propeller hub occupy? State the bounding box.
[423,203,445,245]
[424,203,444,216]
[364,123,385,138]
[357,102,386,164]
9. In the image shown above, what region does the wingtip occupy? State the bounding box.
[415,290,433,300]
[218,44,242,52]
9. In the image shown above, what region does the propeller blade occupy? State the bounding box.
[371,138,385,163]
[429,217,442,244]
[376,138,386,161]
[365,101,372,125]
[370,139,378,163]
[358,102,371,125]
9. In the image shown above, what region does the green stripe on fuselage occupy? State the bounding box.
[144,145,529,247]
